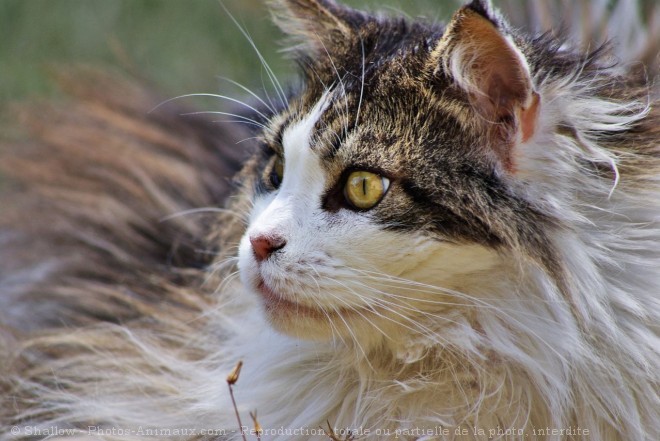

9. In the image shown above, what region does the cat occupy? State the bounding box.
[1,0,659,440]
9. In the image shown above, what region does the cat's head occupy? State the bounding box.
[235,0,583,350]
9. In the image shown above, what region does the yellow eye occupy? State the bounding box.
[269,156,284,189]
[344,171,390,210]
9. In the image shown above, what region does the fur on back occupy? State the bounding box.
[1,1,660,440]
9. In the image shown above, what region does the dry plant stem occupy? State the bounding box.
[228,383,248,441]
[250,411,263,441]
[226,361,247,441]
[323,421,354,441]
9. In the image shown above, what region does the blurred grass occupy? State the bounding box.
[0,0,281,101]
[2,0,655,104]
[0,0,457,104]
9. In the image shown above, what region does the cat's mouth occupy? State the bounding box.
[256,280,362,322]
[256,280,327,319]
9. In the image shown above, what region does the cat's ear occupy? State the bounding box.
[433,0,540,172]
[269,0,363,57]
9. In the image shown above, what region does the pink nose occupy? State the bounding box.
[250,234,286,262]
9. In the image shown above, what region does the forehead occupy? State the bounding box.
[299,79,474,178]
[280,92,331,161]
[269,18,474,169]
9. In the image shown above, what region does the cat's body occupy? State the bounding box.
[1,1,660,440]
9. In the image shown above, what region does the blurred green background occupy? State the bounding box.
[0,0,458,104]
[2,0,653,105]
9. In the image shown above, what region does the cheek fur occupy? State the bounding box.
[240,195,503,343]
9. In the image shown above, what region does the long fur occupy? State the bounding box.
[1,2,660,440]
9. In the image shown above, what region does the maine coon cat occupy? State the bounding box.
[1,0,659,440]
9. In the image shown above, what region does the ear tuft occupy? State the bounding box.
[433,5,540,172]
[269,0,361,57]
[465,0,496,22]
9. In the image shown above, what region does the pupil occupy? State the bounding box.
[362,178,367,195]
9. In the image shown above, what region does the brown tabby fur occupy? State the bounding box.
[0,68,252,429]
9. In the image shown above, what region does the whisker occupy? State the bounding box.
[303,268,343,346]
[193,271,243,322]
[355,36,366,128]
[219,2,288,107]
[160,207,247,224]
[355,268,568,307]
[213,268,242,296]
[213,119,272,131]
[236,136,263,145]
[365,297,450,346]
[303,62,347,148]
[348,268,571,364]
[301,265,374,364]
[149,93,270,121]
[316,35,351,137]
[181,110,273,132]
[322,279,394,342]
[332,302,374,368]
[217,75,277,114]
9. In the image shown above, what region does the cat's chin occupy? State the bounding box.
[255,281,356,341]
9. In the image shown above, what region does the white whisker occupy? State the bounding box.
[160,207,247,224]
[219,2,288,107]
[150,93,270,121]
[217,75,277,114]
[307,267,393,343]
[180,110,273,132]
[355,36,366,128]
[346,268,570,364]
[316,35,351,136]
